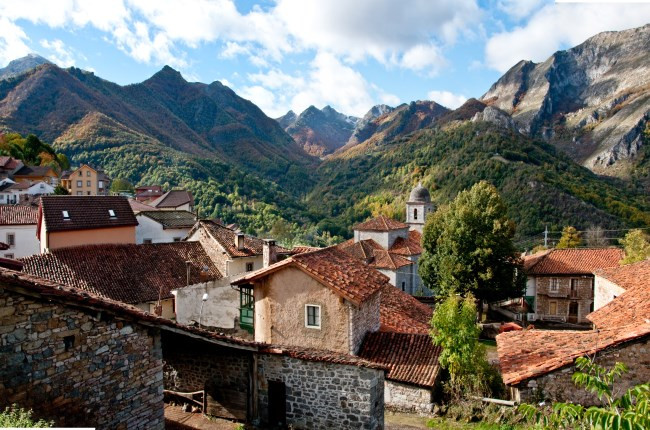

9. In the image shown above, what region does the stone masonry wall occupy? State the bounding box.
[258,354,385,430]
[0,288,164,429]
[517,336,650,405]
[349,292,380,355]
[536,276,593,323]
[384,380,433,413]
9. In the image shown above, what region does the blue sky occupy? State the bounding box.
[1,0,649,117]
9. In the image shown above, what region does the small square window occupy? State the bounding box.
[78,171,82,176]
[87,191,91,195]
[76,191,83,196]
[62,210,70,220]
[77,180,82,187]
[246,262,254,272]
[6,233,15,246]
[143,239,152,244]
[86,180,91,187]
[4,253,14,259]
[173,237,181,242]
[305,304,321,329]
[108,209,116,217]
[87,171,91,177]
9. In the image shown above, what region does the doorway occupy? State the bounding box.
[267,380,286,427]
[568,301,579,323]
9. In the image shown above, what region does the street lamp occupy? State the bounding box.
[199,293,208,329]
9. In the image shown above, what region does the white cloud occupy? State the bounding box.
[427,90,468,109]
[0,17,30,66]
[485,3,650,72]
[399,44,447,76]
[497,0,545,21]
[40,39,75,67]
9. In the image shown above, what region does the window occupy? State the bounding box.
[305,304,321,329]
[78,171,82,176]
[62,210,70,220]
[246,262,254,272]
[98,180,104,189]
[6,233,15,247]
[76,191,83,196]
[87,170,91,177]
[76,180,82,187]
[4,253,13,259]
[413,208,418,220]
[108,209,116,218]
[239,286,254,333]
[550,278,560,292]
[401,281,405,291]
[570,279,579,298]
[87,191,91,195]
[549,301,557,315]
[173,237,181,242]
[143,239,152,244]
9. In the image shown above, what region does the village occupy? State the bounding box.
[0,157,648,429]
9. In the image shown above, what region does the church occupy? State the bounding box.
[337,183,434,296]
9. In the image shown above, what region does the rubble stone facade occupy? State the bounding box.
[514,337,650,405]
[0,288,164,429]
[384,380,433,413]
[534,276,594,323]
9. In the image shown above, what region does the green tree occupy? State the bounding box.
[619,229,650,264]
[110,178,134,194]
[419,180,525,303]
[430,293,490,396]
[557,226,582,249]
[520,357,650,430]
[53,184,69,195]
[0,404,53,428]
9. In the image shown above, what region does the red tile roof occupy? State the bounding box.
[151,190,193,208]
[128,198,159,213]
[497,324,650,385]
[588,259,650,328]
[21,242,222,304]
[233,246,390,306]
[523,248,623,275]
[191,220,290,258]
[288,246,322,255]
[0,205,38,225]
[379,283,433,334]
[337,238,413,270]
[389,230,423,256]
[14,165,57,178]
[39,196,138,234]
[370,249,413,270]
[0,156,20,170]
[259,345,388,371]
[352,215,409,232]
[358,332,441,387]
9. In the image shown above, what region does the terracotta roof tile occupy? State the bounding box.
[233,246,389,305]
[288,245,322,255]
[259,344,388,371]
[151,190,193,208]
[497,324,650,385]
[380,283,433,334]
[588,259,650,327]
[21,242,222,304]
[39,196,138,233]
[193,220,290,258]
[0,205,38,225]
[358,332,441,387]
[137,210,197,229]
[370,249,413,270]
[389,230,423,256]
[523,248,623,275]
[352,215,409,232]
[337,239,412,270]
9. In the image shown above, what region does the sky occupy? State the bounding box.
[1,0,649,118]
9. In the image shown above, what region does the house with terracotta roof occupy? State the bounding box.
[0,156,23,179]
[150,189,194,212]
[135,210,196,244]
[134,185,164,202]
[337,184,433,296]
[497,262,650,404]
[0,205,39,258]
[232,246,442,412]
[523,248,624,324]
[37,195,138,252]
[21,241,222,319]
[60,164,111,196]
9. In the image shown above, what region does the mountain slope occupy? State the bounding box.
[0,63,316,190]
[482,24,650,178]
[0,54,50,80]
[278,105,358,156]
[309,121,649,242]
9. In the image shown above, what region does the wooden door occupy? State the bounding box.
[568,301,578,323]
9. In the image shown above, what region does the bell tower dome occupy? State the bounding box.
[406,182,434,233]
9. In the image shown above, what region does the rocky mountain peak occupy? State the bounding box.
[0,53,51,80]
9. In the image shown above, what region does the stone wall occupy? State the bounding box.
[384,380,433,413]
[0,288,164,429]
[258,354,385,430]
[188,227,229,276]
[535,276,593,323]
[349,292,380,354]
[515,336,650,405]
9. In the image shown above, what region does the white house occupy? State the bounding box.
[135,210,196,244]
[0,205,39,259]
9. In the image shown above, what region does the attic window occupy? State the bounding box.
[108,209,116,218]
[62,210,70,220]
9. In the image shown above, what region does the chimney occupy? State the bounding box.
[235,233,245,251]
[263,239,277,268]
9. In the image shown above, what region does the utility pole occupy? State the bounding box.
[544,225,548,248]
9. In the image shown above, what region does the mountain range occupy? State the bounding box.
[0,25,648,246]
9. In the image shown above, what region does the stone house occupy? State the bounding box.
[21,241,222,319]
[150,189,194,212]
[2,265,388,430]
[232,246,443,412]
[497,264,650,404]
[523,248,624,324]
[135,210,196,244]
[0,205,39,259]
[60,164,111,196]
[37,195,138,252]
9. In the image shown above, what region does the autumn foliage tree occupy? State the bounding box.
[419,181,525,303]
[619,229,650,264]
[557,226,582,249]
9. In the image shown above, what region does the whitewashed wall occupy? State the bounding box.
[0,224,39,258]
[135,215,191,244]
[173,279,239,329]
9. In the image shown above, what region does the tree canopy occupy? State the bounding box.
[619,229,650,264]
[419,180,525,302]
[557,226,582,249]
[0,133,69,170]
